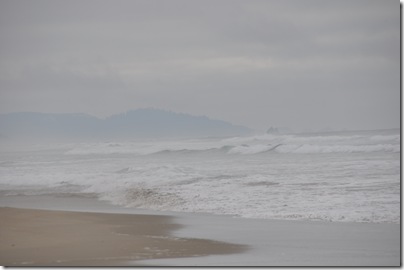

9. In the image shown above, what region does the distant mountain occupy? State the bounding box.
[0,109,252,141]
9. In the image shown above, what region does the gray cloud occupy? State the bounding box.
[0,0,400,131]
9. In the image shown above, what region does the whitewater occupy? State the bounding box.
[0,128,400,223]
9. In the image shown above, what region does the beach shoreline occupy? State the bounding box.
[0,194,400,267]
[0,206,246,266]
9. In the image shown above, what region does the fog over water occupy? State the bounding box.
[0,1,400,227]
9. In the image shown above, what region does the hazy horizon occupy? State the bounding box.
[0,0,400,132]
[0,108,400,134]
[0,2,400,265]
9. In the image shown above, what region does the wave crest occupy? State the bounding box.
[64,131,400,156]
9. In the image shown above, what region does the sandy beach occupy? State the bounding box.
[0,207,245,266]
[0,195,400,267]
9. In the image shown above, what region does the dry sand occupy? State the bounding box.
[0,207,246,266]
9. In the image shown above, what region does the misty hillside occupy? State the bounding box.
[0,109,252,140]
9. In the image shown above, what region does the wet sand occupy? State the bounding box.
[0,195,400,267]
[0,207,246,266]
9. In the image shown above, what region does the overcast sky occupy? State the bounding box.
[0,0,400,131]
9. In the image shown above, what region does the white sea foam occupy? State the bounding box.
[0,129,400,223]
[64,132,399,156]
[275,143,399,154]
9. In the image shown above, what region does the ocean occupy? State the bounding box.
[0,128,400,223]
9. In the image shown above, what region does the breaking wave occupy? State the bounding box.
[65,131,400,156]
[275,143,399,154]
[2,129,399,223]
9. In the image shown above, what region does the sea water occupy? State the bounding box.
[0,129,400,223]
